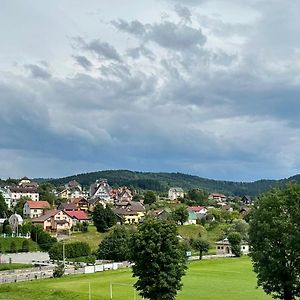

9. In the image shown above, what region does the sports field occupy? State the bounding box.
[0,257,271,300]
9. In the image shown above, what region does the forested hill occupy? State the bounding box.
[38,169,300,197]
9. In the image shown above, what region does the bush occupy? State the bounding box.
[10,241,17,253]
[30,226,57,251]
[49,242,91,260]
[22,240,30,252]
[53,262,64,278]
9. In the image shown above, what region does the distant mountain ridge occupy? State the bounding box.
[38,169,300,197]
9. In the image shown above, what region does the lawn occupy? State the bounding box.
[0,257,272,300]
[0,237,39,253]
[65,226,106,251]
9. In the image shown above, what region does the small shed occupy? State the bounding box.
[215,238,249,255]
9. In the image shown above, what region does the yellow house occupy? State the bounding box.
[113,201,145,224]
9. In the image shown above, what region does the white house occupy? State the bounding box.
[0,187,12,209]
[9,185,39,207]
[23,200,50,219]
[215,238,249,255]
[168,187,184,201]
[90,179,112,200]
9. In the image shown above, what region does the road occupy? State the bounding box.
[0,252,50,264]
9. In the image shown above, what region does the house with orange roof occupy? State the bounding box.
[23,200,50,219]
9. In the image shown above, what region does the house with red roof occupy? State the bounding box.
[64,210,90,224]
[23,200,50,219]
[208,193,227,203]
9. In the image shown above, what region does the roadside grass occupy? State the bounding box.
[0,237,39,253]
[0,256,271,300]
[0,263,33,271]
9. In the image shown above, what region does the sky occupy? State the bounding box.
[1,0,300,181]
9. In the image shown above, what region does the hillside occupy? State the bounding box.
[38,169,298,197]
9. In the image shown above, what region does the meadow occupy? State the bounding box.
[0,257,272,300]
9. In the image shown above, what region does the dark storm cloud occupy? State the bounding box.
[73,55,93,70]
[24,64,51,79]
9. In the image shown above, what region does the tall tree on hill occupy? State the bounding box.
[92,203,116,233]
[171,205,189,225]
[143,191,156,205]
[249,183,300,300]
[131,218,187,300]
[0,193,8,218]
[38,183,57,205]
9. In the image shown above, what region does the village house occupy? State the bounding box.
[0,187,12,209]
[58,180,84,200]
[115,187,133,202]
[113,201,145,224]
[64,210,89,225]
[185,206,208,225]
[69,197,89,211]
[32,209,73,233]
[208,193,227,204]
[58,202,78,211]
[241,195,253,205]
[90,179,112,200]
[215,238,249,255]
[8,181,39,207]
[23,200,50,219]
[168,187,184,201]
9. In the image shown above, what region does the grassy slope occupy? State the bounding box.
[0,257,271,300]
[65,226,106,251]
[66,224,227,254]
[0,237,39,253]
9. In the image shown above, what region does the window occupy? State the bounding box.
[217,246,220,249]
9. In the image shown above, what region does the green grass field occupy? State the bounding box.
[0,257,271,300]
[0,237,40,253]
[65,226,106,251]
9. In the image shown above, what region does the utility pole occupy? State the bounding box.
[62,240,65,270]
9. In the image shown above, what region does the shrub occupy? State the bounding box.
[10,241,17,253]
[49,242,91,260]
[53,262,64,278]
[22,240,30,252]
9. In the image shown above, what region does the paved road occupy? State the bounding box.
[0,252,50,264]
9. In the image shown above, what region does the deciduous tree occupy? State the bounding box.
[97,225,133,261]
[131,218,187,300]
[190,238,210,260]
[227,232,242,257]
[92,203,116,233]
[249,184,300,300]
[171,205,189,225]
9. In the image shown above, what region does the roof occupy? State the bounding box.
[113,201,145,216]
[188,206,206,213]
[169,187,184,193]
[216,238,248,246]
[64,210,89,220]
[26,201,50,209]
[70,197,88,204]
[210,193,226,198]
[9,186,38,193]
[67,180,80,188]
[32,209,59,222]
[58,202,78,210]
